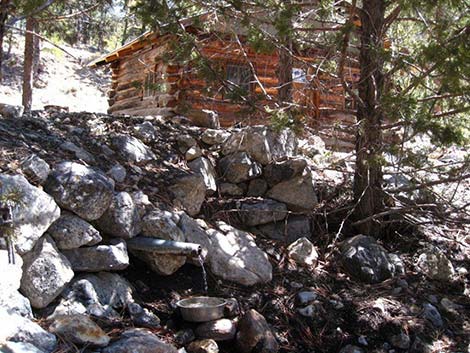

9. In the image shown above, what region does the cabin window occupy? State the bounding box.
[226,64,252,93]
[143,71,167,98]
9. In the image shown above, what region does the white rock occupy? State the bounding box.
[188,157,217,195]
[47,212,102,249]
[287,237,319,266]
[49,314,110,347]
[170,174,206,216]
[112,134,155,163]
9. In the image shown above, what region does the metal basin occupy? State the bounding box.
[176,296,227,322]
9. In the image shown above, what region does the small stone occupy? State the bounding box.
[49,314,110,347]
[108,164,127,183]
[297,304,315,317]
[297,291,318,305]
[112,134,155,163]
[186,146,203,161]
[195,319,236,341]
[169,174,206,216]
[358,336,368,346]
[422,303,443,328]
[263,159,307,186]
[134,121,156,142]
[188,157,217,195]
[218,152,262,184]
[440,297,462,317]
[236,309,279,353]
[416,248,455,282]
[389,332,410,349]
[339,345,365,353]
[60,141,95,163]
[102,328,178,353]
[175,329,196,346]
[177,134,198,153]
[201,129,230,145]
[128,302,161,328]
[224,298,240,318]
[0,103,24,119]
[287,237,319,266]
[240,199,288,226]
[141,209,184,241]
[187,339,219,353]
[0,341,46,353]
[21,154,50,185]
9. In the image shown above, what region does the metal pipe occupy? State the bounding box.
[127,237,202,257]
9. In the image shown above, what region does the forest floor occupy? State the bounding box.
[0,34,110,113]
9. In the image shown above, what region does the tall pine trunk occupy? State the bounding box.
[277,0,293,106]
[22,17,35,114]
[353,0,386,235]
[0,0,11,83]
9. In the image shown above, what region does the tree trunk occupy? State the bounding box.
[353,0,386,235]
[277,0,293,106]
[22,17,35,114]
[0,0,11,83]
[33,20,40,79]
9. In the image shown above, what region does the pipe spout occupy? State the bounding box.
[127,237,202,257]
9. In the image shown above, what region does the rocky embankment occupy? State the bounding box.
[0,106,469,353]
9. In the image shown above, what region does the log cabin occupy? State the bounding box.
[92,12,360,149]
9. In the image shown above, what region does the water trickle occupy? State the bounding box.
[198,254,208,293]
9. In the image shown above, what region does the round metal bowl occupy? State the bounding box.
[176,296,227,322]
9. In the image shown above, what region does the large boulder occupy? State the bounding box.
[95,191,141,239]
[0,103,23,119]
[49,314,110,347]
[188,157,217,195]
[44,162,114,221]
[169,174,206,216]
[263,159,307,186]
[236,309,279,353]
[179,213,212,261]
[112,134,155,163]
[266,171,317,212]
[0,309,57,353]
[47,212,102,250]
[62,238,129,272]
[102,328,178,353]
[218,152,262,184]
[0,174,60,254]
[239,199,288,226]
[20,236,74,309]
[207,222,272,286]
[340,235,403,284]
[51,272,134,320]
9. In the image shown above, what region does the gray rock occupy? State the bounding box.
[128,302,160,328]
[21,155,50,185]
[218,152,262,184]
[340,235,400,284]
[207,222,272,286]
[297,291,318,305]
[440,297,463,317]
[218,183,245,196]
[256,215,311,243]
[187,339,219,353]
[416,247,455,282]
[195,319,236,341]
[141,209,184,240]
[263,159,307,186]
[102,328,178,353]
[52,272,134,319]
[112,134,155,163]
[130,250,186,276]
[0,290,32,318]
[20,236,74,309]
[0,309,56,353]
[246,179,268,197]
[0,341,46,353]
[0,103,24,119]
[60,141,95,163]
[95,191,141,239]
[339,345,365,353]
[134,121,157,142]
[169,174,206,216]
[108,163,127,183]
[177,134,198,153]
[240,199,288,226]
[188,157,217,195]
[268,127,297,160]
[223,126,273,165]
[175,329,196,346]
[298,135,326,156]
[297,304,316,317]
[44,162,114,221]
[131,191,152,217]
[47,212,102,250]
[287,237,319,267]
[236,309,279,353]
[0,174,60,254]
[186,145,203,161]
[179,213,212,261]
[266,171,317,212]
[422,303,443,328]
[62,238,129,272]
[49,314,110,347]
[201,129,230,145]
